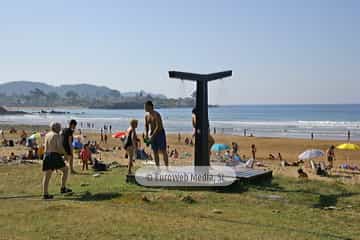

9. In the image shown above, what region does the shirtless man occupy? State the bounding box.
[144,101,168,167]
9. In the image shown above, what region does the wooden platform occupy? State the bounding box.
[234,167,273,184]
[127,167,272,187]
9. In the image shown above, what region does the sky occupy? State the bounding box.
[0,0,359,105]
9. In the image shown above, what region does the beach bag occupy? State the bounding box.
[92,160,107,171]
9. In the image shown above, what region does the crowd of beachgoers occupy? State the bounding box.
[1,100,360,199]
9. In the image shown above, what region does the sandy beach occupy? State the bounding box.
[1,124,360,184]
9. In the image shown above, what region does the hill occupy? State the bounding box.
[0,81,193,109]
[0,81,167,99]
[0,81,119,98]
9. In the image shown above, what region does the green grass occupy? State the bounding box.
[0,164,360,240]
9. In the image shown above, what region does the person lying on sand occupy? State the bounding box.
[281,160,300,167]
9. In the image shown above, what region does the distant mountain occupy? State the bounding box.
[0,81,164,98]
[0,81,194,109]
[0,81,54,96]
[0,81,119,97]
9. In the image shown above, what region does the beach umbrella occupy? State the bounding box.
[336,143,360,162]
[336,143,360,151]
[28,132,41,140]
[112,131,126,138]
[211,143,230,152]
[298,149,324,161]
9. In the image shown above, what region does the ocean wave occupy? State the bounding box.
[210,120,360,129]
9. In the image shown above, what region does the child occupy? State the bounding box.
[173,149,179,159]
[125,119,138,175]
[251,144,256,160]
[80,144,91,171]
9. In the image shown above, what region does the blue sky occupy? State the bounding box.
[0,0,359,104]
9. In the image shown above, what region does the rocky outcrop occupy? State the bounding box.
[0,106,26,115]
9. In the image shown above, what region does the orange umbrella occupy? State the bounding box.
[112,131,126,138]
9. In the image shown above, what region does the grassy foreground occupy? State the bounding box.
[0,164,359,240]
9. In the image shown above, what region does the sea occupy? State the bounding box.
[1,104,360,141]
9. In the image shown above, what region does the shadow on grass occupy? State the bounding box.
[0,194,40,200]
[136,181,250,194]
[247,178,360,208]
[313,192,355,208]
[74,191,121,201]
[215,181,249,194]
[0,192,122,202]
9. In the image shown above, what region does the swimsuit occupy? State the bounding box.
[151,129,167,151]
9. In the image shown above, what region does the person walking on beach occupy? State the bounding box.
[232,142,238,156]
[251,144,257,160]
[327,145,336,169]
[348,130,351,142]
[61,119,77,174]
[42,122,72,199]
[100,128,104,143]
[125,119,138,175]
[104,132,108,144]
[144,101,168,167]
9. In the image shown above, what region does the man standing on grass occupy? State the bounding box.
[61,119,77,174]
[43,122,72,199]
[144,101,168,167]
